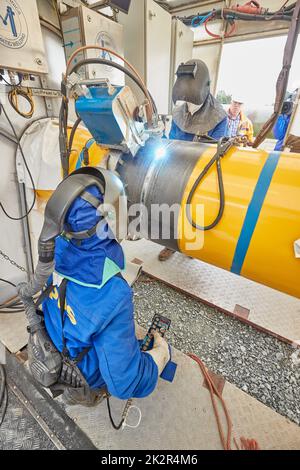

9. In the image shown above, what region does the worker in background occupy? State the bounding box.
[225,96,254,145]
[169,59,227,142]
[273,100,294,151]
[159,59,227,262]
[42,185,170,406]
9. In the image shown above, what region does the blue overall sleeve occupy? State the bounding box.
[273,114,290,150]
[273,114,290,141]
[208,117,228,140]
[169,120,194,141]
[93,291,159,400]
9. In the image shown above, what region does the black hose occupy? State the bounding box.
[186,139,235,232]
[186,154,225,231]
[0,102,37,220]
[0,365,8,426]
[0,130,18,144]
[68,117,82,155]
[180,7,294,25]
[0,278,17,288]
[106,396,124,430]
[68,58,158,115]
[60,58,158,177]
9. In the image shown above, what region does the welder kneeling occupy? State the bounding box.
[18,169,170,406]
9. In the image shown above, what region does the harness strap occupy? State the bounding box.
[58,279,91,366]
[35,284,55,308]
[80,191,101,209]
[62,224,98,241]
[59,278,69,358]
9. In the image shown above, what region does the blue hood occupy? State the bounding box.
[55,185,125,288]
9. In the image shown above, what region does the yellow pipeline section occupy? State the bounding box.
[178,146,300,299]
[36,127,108,203]
[68,129,300,299]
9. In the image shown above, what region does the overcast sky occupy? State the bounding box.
[216,35,300,107]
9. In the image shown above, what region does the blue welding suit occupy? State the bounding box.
[169,117,228,141]
[42,186,158,400]
[273,114,291,151]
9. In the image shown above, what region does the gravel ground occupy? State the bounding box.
[133,274,300,426]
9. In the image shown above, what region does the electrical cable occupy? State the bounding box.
[68,58,158,114]
[68,117,82,156]
[0,278,16,288]
[8,87,35,120]
[186,138,237,231]
[191,12,214,28]
[204,14,237,39]
[0,102,37,220]
[0,130,18,145]
[106,396,125,430]
[60,57,158,177]
[0,73,22,87]
[65,45,156,118]
[0,364,8,426]
[180,6,295,26]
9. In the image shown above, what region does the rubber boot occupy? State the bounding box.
[158,248,175,262]
[62,386,108,407]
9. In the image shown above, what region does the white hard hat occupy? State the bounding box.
[232,95,245,104]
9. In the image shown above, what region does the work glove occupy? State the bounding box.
[145,331,170,376]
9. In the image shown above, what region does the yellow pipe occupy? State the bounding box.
[178,146,300,299]
[70,131,300,299]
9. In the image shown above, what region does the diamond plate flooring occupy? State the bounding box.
[0,387,56,450]
[122,239,300,344]
[62,326,300,450]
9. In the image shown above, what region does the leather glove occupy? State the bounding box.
[145,331,170,376]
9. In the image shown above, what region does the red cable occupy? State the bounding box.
[204,15,237,39]
[188,353,261,451]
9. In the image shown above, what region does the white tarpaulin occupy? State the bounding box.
[16,118,61,191]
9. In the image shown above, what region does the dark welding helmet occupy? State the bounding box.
[282,101,293,116]
[172,59,211,106]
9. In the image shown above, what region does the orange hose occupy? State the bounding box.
[65,45,154,117]
[188,353,260,451]
[204,15,236,39]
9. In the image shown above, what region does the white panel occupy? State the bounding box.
[61,6,124,85]
[80,6,124,85]
[118,0,146,80]
[169,18,194,111]
[0,24,64,295]
[290,103,300,137]
[0,0,48,73]
[146,0,172,114]
[193,42,222,95]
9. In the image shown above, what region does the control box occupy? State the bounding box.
[0,0,48,74]
[61,5,124,85]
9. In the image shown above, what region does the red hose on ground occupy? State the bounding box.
[188,353,260,451]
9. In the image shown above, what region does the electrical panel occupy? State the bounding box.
[0,0,48,74]
[61,5,124,85]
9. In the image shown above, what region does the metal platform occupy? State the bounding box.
[122,240,300,345]
[0,353,96,450]
[60,325,300,451]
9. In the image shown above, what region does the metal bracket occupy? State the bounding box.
[40,76,54,117]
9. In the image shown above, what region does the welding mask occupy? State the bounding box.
[172,60,211,107]
[172,60,226,136]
